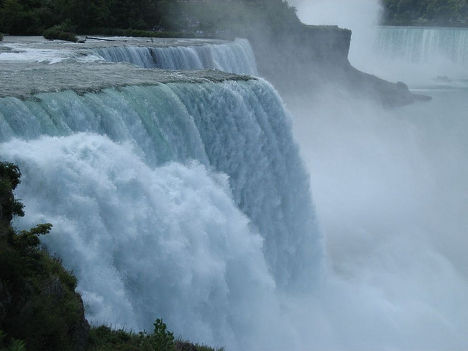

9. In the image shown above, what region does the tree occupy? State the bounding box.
[150,318,175,351]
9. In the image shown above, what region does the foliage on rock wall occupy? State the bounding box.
[383,0,468,26]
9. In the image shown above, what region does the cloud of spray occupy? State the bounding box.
[279,2,468,348]
[286,83,468,349]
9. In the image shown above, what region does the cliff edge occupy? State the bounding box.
[245,24,424,107]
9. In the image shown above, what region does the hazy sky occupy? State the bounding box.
[290,0,382,29]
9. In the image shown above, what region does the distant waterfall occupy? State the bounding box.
[95,38,258,75]
[0,79,317,348]
[376,26,468,64]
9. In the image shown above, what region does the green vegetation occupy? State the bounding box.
[156,0,299,37]
[43,22,78,42]
[0,330,26,351]
[43,27,77,42]
[383,0,468,26]
[88,324,222,351]
[0,0,299,38]
[87,319,176,351]
[0,161,221,351]
[0,162,88,351]
[96,318,176,351]
[86,28,196,39]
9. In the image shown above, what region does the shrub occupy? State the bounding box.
[0,161,89,351]
[150,319,175,351]
[43,25,78,42]
[0,330,26,351]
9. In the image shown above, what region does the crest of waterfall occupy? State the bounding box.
[0,79,318,349]
[95,38,258,75]
[376,26,468,65]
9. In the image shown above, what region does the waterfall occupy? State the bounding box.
[354,26,468,86]
[95,39,258,75]
[0,79,317,348]
[376,26,468,65]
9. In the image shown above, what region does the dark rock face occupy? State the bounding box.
[246,24,422,107]
[341,65,422,107]
[252,25,351,76]
[69,293,91,351]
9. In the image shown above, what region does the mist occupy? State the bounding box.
[2,1,467,350]
[279,1,468,349]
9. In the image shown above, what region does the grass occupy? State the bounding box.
[87,325,223,351]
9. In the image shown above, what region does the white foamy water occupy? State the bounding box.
[0,79,317,350]
[0,44,72,63]
[4,134,284,349]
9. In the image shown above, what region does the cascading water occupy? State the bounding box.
[0,79,317,349]
[376,26,468,65]
[357,26,468,85]
[95,39,258,75]
[4,10,467,347]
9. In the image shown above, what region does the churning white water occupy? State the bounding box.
[4,134,281,349]
[0,79,317,349]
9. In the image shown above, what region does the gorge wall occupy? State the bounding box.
[243,23,422,107]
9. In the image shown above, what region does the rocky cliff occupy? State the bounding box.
[246,24,423,107]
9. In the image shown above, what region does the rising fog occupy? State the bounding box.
[282,0,468,349]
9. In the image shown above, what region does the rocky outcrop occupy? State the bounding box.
[245,24,424,107]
